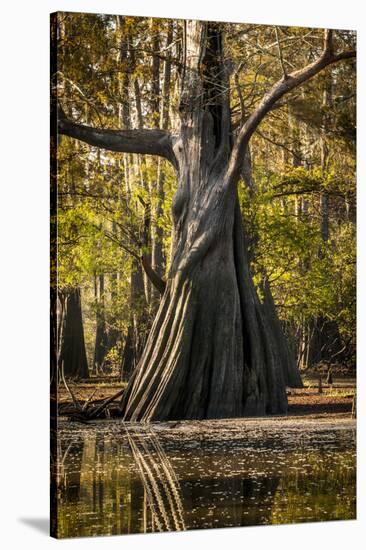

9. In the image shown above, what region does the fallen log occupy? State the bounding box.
[58,386,125,421]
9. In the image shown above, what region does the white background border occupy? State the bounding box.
[0,1,364,548]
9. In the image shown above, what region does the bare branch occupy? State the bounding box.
[256,129,303,163]
[275,27,287,78]
[226,36,356,186]
[56,72,104,127]
[102,226,166,295]
[141,254,166,295]
[58,105,177,167]
[233,62,246,124]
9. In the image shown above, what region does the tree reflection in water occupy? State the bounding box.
[53,423,356,538]
[125,425,186,532]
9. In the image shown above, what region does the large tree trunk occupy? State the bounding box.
[121,189,288,419]
[121,22,288,420]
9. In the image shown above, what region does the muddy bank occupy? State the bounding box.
[57,414,356,439]
[55,378,356,422]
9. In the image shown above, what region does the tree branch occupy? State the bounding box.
[103,229,166,295]
[141,255,166,295]
[58,106,177,167]
[226,32,356,185]
[275,27,287,78]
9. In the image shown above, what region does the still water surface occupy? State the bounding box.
[53,419,356,538]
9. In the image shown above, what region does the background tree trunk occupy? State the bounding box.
[121,259,149,381]
[61,287,89,379]
[151,21,173,305]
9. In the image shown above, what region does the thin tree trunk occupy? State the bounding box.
[121,258,148,381]
[93,274,109,375]
[117,20,151,378]
[151,22,173,304]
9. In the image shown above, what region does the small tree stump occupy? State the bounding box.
[318,376,323,394]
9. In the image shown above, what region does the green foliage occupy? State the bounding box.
[241,163,356,364]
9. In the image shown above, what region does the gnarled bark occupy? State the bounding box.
[121,22,288,420]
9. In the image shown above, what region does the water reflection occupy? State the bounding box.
[53,422,356,538]
[126,426,185,532]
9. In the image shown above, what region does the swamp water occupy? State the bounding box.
[52,418,356,538]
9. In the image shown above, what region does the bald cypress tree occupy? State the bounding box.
[58,20,355,420]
